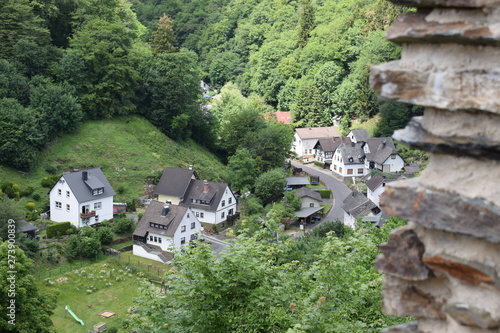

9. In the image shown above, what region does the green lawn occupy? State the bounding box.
[110,240,133,250]
[38,258,147,333]
[0,115,227,213]
[351,115,380,137]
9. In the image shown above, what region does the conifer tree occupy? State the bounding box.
[150,14,178,56]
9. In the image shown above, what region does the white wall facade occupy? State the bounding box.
[382,155,405,173]
[367,185,385,207]
[300,197,322,209]
[132,245,165,263]
[49,176,114,228]
[343,211,356,229]
[292,133,317,162]
[50,178,80,225]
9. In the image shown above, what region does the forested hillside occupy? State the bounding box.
[133,0,423,133]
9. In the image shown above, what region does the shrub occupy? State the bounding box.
[113,217,135,234]
[108,328,118,333]
[97,227,114,244]
[117,186,126,195]
[20,186,34,197]
[32,193,41,201]
[45,165,58,174]
[26,202,36,211]
[313,161,325,168]
[316,190,331,199]
[46,222,72,238]
[41,175,60,188]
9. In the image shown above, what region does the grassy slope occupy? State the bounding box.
[38,256,165,333]
[0,116,227,205]
[350,114,380,137]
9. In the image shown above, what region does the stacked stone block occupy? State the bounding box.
[370,0,500,332]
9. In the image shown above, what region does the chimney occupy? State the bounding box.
[382,139,387,148]
[162,205,170,216]
[203,180,209,193]
[82,171,88,181]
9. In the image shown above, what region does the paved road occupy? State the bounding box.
[291,160,351,223]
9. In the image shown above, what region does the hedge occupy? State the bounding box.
[316,190,331,199]
[47,222,72,238]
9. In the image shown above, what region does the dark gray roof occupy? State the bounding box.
[364,138,398,165]
[314,137,351,152]
[180,179,229,212]
[341,191,380,218]
[349,129,370,142]
[18,220,38,233]
[61,168,115,203]
[286,177,310,186]
[154,167,197,197]
[296,206,324,218]
[404,163,420,174]
[366,173,385,191]
[295,187,322,201]
[338,142,365,165]
[133,201,188,238]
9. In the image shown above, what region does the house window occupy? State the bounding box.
[222,200,225,207]
[358,168,364,174]
[92,188,104,195]
[95,215,99,223]
[309,203,314,207]
[229,209,233,216]
[66,204,70,211]
[347,169,353,174]
[94,202,102,210]
[150,236,153,241]
[339,167,343,173]
[221,212,225,219]
[191,222,195,229]
[55,201,62,209]
[187,213,190,218]
[195,212,199,217]
[58,189,62,196]
[228,197,232,204]
[66,191,70,198]
[200,212,204,218]
[82,217,90,225]
[181,237,186,245]
[158,238,162,244]
[333,165,337,170]
[154,236,157,242]
[181,225,186,232]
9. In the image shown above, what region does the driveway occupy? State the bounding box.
[291,160,351,224]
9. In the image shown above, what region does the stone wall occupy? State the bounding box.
[369,1,500,332]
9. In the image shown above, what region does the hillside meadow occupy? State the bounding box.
[0,116,227,208]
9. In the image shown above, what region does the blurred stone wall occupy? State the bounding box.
[370,1,500,332]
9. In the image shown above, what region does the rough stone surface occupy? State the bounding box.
[370,61,500,114]
[387,11,500,45]
[382,275,449,319]
[381,321,419,333]
[388,0,498,8]
[442,303,500,329]
[375,225,433,280]
[371,0,500,331]
[392,116,500,160]
[423,253,499,287]
[380,179,500,243]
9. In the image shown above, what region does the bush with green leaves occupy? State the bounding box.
[113,217,135,234]
[46,221,71,238]
[97,226,114,244]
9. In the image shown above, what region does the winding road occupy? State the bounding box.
[291,160,352,223]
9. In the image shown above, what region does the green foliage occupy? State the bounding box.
[41,175,60,188]
[113,217,135,235]
[97,226,114,245]
[0,198,24,241]
[0,241,57,332]
[316,189,331,199]
[227,148,259,193]
[129,216,411,332]
[150,14,177,55]
[47,222,72,239]
[254,168,287,205]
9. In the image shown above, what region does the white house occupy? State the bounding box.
[363,138,405,173]
[49,168,115,228]
[314,137,351,168]
[295,187,323,209]
[330,142,368,178]
[292,126,341,162]
[154,167,238,232]
[133,201,202,263]
[347,128,370,143]
[341,191,381,228]
[365,173,393,206]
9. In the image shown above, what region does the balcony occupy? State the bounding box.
[80,210,96,218]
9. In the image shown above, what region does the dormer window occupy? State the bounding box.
[92,187,104,195]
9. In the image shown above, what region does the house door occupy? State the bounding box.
[382,164,390,173]
[82,205,90,214]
